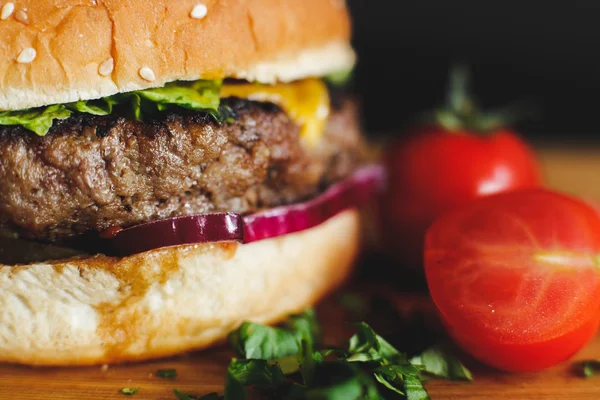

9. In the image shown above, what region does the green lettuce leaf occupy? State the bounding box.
[0,79,223,136]
[129,92,142,121]
[137,80,221,112]
[0,105,72,136]
[66,97,117,115]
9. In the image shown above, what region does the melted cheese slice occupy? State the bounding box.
[220,79,330,146]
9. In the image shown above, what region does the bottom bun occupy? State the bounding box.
[0,209,359,366]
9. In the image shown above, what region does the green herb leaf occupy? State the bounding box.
[346,322,402,363]
[372,335,403,361]
[228,309,320,362]
[290,310,321,385]
[348,322,379,355]
[268,355,301,375]
[578,360,600,377]
[223,370,247,400]
[404,374,431,400]
[228,322,300,360]
[372,362,425,397]
[222,312,463,400]
[224,358,286,400]
[585,362,598,378]
[0,105,72,136]
[410,345,472,381]
[173,389,197,400]
[120,387,139,396]
[156,369,178,379]
[285,309,321,347]
[299,338,316,386]
[199,395,222,400]
[319,347,350,359]
[373,370,404,396]
[303,362,381,400]
[228,358,286,387]
[174,389,221,400]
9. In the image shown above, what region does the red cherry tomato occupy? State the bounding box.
[381,127,541,266]
[584,198,600,216]
[425,189,600,372]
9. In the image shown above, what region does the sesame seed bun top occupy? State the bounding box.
[0,0,355,111]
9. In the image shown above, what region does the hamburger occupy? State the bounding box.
[0,0,378,365]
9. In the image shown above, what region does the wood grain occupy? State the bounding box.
[539,145,600,199]
[2,145,600,399]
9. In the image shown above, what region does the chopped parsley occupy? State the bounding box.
[126,307,470,399]
[173,388,220,400]
[120,387,139,396]
[576,360,600,377]
[216,309,472,399]
[411,344,473,381]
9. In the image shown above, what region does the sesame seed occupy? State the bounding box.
[15,8,28,24]
[139,66,156,82]
[17,47,36,64]
[98,57,114,76]
[1,2,14,20]
[190,3,207,19]
[100,364,109,372]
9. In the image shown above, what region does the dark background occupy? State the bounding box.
[347,0,600,143]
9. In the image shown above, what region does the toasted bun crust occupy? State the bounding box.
[0,0,355,111]
[0,209,359,366]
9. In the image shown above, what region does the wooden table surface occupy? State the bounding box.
[2,145,600,400]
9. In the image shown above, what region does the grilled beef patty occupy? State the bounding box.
[0,96,363,241]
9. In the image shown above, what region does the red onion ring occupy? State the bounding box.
[99,164,385,256]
